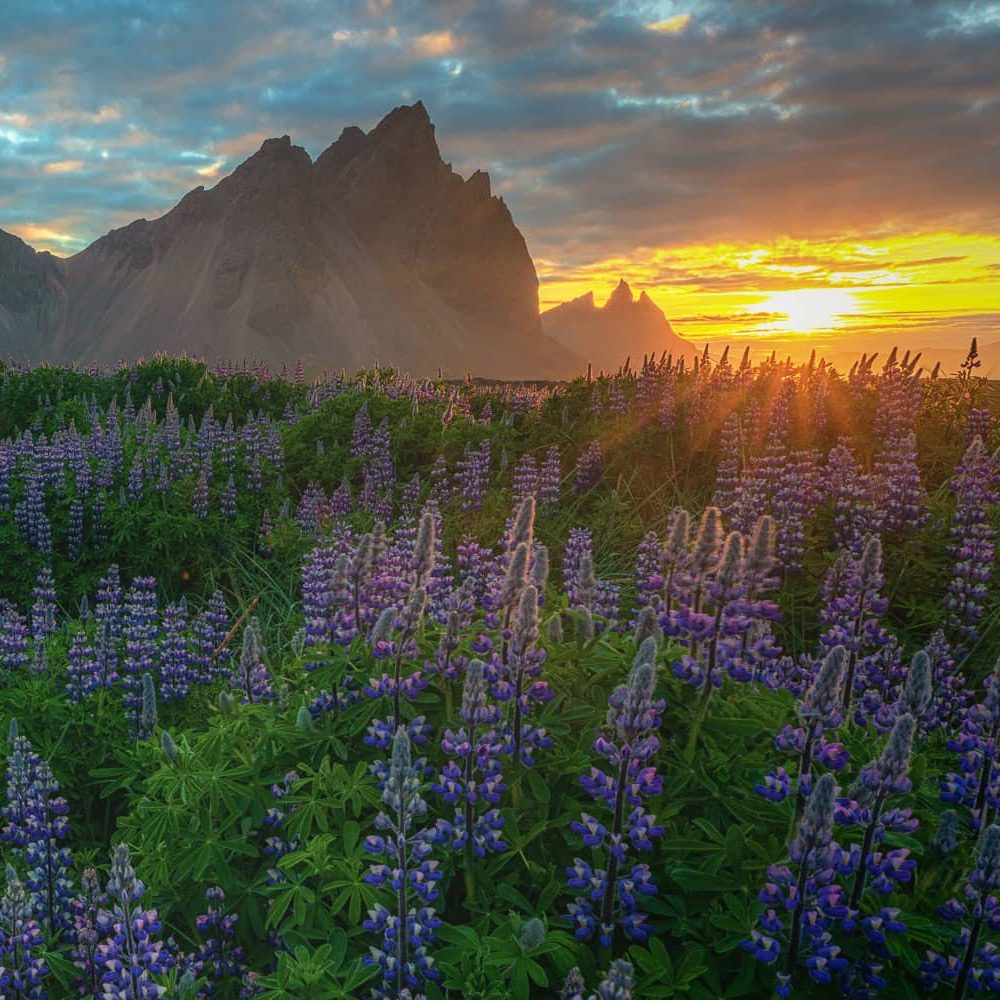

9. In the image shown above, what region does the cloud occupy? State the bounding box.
[41,159,86,174]
[0,0,996,311]
[646,14,691,35]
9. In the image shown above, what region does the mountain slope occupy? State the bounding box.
[0,102,578,378]
[542,279,692,371]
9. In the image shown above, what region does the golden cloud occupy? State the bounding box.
[646,13,691,35]
[42,159,85,174]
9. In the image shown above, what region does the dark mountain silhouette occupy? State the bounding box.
[541,278,692,371]
[0,102,578,378]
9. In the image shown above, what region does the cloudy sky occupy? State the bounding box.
[1,0,998,353]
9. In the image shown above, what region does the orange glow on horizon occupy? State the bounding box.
[537,230,1000,355]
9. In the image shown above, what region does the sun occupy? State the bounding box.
[758,288,862,334]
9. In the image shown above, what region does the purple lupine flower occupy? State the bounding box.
[70,867,107,997]
[0,864,49,999]
[966,407,991,447]
[941,657,1000,835]
[232,620,273,704]
[263,771,301,885]
[364,590,430,751]
[757,645,848,821]
[455,440,491,511]
[67,630,105,702]
[825,440,880,557]
[561,960,634,1000]
[191,591,229,685]
[567,638,664,949]
[21,755,74,933]
[873,430,928,535]
[491,584,553,767]
[817,537,891,715]
[743,772,848,998]
[920,824,1000,998]
[29,567,57,643]
[922,630,970,732]
[0,602,30,672]
[122,578,159,739]
[158,602,192,703]
[296,481,327,534]
[835,712,916,977]
[511,454,538,506]
[946,437,999,651]
[711,413,742,521]
[538,445,561,506]
[3,733,74,932]
[220,475,237,518]
[431,659,507,886]
[351,402,372,459]
[97,842,173,998]
[563,529,619,628]
[68,496,84,561]
[186,886,247,996]
[364,728,443,999]
[573,441,602,495]
[193,471,209,519]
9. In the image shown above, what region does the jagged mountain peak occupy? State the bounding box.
[606,278,634,308]
[0,101,577,379]
[542,279,690,371]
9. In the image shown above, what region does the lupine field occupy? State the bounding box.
[0,343,998,999]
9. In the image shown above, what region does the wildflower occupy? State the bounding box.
[364,728,443,999]
[567,639,664,948]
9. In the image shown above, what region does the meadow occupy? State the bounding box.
[0,343,996,999]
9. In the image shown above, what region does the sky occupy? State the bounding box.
[1,0,998,357]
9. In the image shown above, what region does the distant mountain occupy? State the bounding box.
[541,279,693,372]
[0,102,579,378]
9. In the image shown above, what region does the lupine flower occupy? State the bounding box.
[921,824,1000,997]
[184,886,247,997]
[431,660,507,894]
[538,445,561,506]
[263,772,301,885]
[70,867,107,997]
[561,960,635,1000]
[923,630,970,732]
[3,735,74,932]
[97,842,173,998]
[941,657,1000,834]
[364,589,430,751]
[567,638,664,949]
[159,602,193,703]
[123,578,160,739]
[817,538,892,716]
[946,437,999,651]
[836,713,917,959]
[364,728,443,999]
[574,441,602,495]
[0,864,49,999]
[232,620,273,704]
[30,566,57,643]
[743,772,848,998]
[757,645,849,816]
[491,584,553,767]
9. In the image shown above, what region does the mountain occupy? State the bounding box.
[0,102,578,378]
[541,279,693,372]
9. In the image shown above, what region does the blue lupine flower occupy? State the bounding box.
[567,638,665,949]
[921,824,1000,998]
[430,659,507,876]
[97,843,173,998]
[364,728,443,1000]
[0,864,49,999]
[743,773,850,997]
